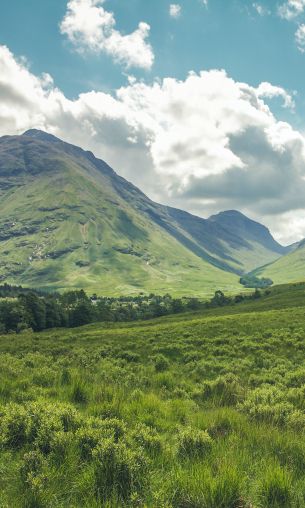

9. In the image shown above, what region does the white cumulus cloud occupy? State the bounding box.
[1,45,305,242]
[60,0,154,70]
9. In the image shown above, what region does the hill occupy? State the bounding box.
[254,240,305,285]
[0,129,292,294]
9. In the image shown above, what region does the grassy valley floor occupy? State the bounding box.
[1,284,305,506]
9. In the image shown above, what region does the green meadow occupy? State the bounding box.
[1,283,305,507]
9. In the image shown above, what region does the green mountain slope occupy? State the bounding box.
[0,129,291,295]
[254,241,305,285]
[169,208,289,273]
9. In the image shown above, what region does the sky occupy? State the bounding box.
[1,0,305,244]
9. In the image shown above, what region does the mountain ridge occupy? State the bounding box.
[0,129,298,295]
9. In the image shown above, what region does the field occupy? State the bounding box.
[1,284,305,506]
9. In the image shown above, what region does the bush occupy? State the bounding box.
[50,431,73,464]
[92,438,148,502]
[0,403,28,448]
[286,410,305,431]
[152,354,170,372]
[90,417,127,442]
[76,427,102,460]
[202,374,244,406]
[20,450,47,485]
[239,386,294,425]
[0,401,82,454]
[131,424,163,455]
[177,427,213,459]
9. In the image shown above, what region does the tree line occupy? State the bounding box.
[0,284,264,334]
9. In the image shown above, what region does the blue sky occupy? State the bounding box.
[1,0,305,243]
[0,0,304,111]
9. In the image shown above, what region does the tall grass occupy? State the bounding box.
[1,286,305,505]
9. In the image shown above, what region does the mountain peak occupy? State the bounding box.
[210,210,253,221]
[22,129,61,144]
[208,208,288,255]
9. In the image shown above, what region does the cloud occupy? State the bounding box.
[169,4,182,18]
[1,45,305,242]
[256,82,295,109]
[60,0,154,70]
[277,1,305,53]
[253,3,270,16]
[278,0,305,20]
[295,23,305,51]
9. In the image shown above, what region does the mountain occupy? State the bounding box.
[171,209,289,274]
[254,240,305,285]
[0,130,292,295]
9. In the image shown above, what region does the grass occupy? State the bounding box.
[2,283,305,505]
[255,244,305,286]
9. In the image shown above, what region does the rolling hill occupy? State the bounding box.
[254,240,305,285]
[0,129,294,295]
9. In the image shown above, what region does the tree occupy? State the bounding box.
[20,293,46,331]
[211,290,229,307]
[69,300,95,327]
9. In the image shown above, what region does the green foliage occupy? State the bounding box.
[152,353,170,372]
[240,274,273,288]
[1,284,305,505]
[259,465,293,507]
[201,374,244,406]
[70,378,89,404]
[177,427,213,459]
[92,438,148,502]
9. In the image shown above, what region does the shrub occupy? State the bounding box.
[0,401,82,454]
[177,427,213,459]
[152,354,170,372]
[90,417,127,442]
[286,410,305,431]
[131,424,163,455]
[76,427,102,460]
[239,386,294,425]
[92,438,148,502]
[50,431,73,464]
[20,450,47,485]
[0,403,28,448]
[119,351,140,363]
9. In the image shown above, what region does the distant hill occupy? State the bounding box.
[0,130,294,295]
[254,240,305,285]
